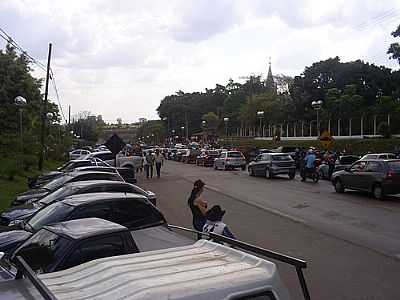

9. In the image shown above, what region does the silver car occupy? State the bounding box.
[214,151,246,170]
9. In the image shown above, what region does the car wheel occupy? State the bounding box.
[289,172,295,180]
[266,168,273,179]
[214,164,218,170]
[241,165,246,171]
[249,167,255,176]
[372,184,385,200]
[334,179,345,193]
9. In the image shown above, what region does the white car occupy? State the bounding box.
[214,151,246,170]
[360,153,396,160]
[69,149,91,160]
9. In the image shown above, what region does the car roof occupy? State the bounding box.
[64,180,129,188]
[65,171,120,178]
[365,159,400,162]
[68,159,92,163]
[38,240,288,300]
[61,192,147,207]
[44,218,128,240]
[73,166,115,172]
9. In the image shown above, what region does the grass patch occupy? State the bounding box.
[0,157,63,210]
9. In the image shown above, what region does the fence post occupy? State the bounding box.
[286,123,289,137]
[374,115,377,135]
[338,119,341,136]
[328,119,331,133]
[301,121,304,137]
[294,123,297,137]
[360,116,364,136]
[349,118,352,136]
[309,122,312,137]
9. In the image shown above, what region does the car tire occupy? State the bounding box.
[214,164,218,170]
[249,167,255,176]
[372,184,385,200]
[241,165,246,171]
[334,179,345,193]
[289,172,295,180]
[266,168,273,179]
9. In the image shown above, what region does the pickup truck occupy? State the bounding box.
[0,225,311,300]
[80,150,143,172]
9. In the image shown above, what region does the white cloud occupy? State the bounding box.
[1,0,399,122]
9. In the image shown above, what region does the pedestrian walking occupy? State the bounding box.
[154,149,164,178]
[188,180,207,235]
[145,151,155,179]
[203,205,236,239]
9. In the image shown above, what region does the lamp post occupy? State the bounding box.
[311,100,323,136]
[257,111,264,137]
[201,120,207,144]
[181,126,185,143]
[171,129,175,144]
[223,117,229,137]
[14,96,27,155]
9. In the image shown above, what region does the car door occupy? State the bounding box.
[217,153,226,168]
[363,161,384,191]
[251,155,262,175]
[59,234,129,271]
[342,161,367,190]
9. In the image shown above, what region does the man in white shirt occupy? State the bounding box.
[154,149,164,178]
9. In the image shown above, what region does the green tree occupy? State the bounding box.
[388,24,400,65]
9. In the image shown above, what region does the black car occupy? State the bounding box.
[248,153,296,179]
[27,158,106,188]
[1,218,139,275]
[0,192,165,254]
[0,180,157,226]
[73,166,136,184]
[331,159,400,200]
[196,150,220,167]
[333,155,360,173]
[12,171,124,206]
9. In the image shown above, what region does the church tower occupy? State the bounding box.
[265,57,277,93]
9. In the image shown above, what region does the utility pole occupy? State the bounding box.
[68,105,71,125]
[38,43,52,171]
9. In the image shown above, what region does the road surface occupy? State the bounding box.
[138,160,400,300]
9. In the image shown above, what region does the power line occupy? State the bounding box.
[49,69,67,123]
[354,9,400,31]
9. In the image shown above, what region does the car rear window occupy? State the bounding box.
[228,152,242,158]
[388,161,400,171]
[272,155,292,161]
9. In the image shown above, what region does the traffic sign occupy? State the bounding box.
[319,130,334,149]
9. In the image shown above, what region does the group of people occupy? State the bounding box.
[187,179,235,239]
[143,149,164,179]
[300,147,339,180]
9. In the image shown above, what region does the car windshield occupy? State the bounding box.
[12,229,70,272]
[272,155,292,161]
[27,202,74,232]
[228,152,242,158]
[58,162,72,172]
[388,161,400,171]
[42,175,73,192]
[39,185,80,206]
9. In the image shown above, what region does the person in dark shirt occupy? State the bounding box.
[187,179,207,232]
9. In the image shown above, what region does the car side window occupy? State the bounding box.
[220,153,226,158]
[111,200,160,228]
[61,235,126,271]
[262,154,269,161]
[350,161,367,172]
[70,204,112,221]
[365,162,382,172]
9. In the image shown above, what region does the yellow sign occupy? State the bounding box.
[319,130,334,149]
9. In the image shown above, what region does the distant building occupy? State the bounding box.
[265,57,277,94]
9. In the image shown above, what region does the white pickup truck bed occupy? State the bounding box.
[38,240,291,300]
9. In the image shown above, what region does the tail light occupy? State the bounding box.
[386,170,395,179]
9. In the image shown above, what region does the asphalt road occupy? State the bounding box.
[138,161,400,300]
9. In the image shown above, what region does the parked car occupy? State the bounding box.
[12,171,124,206]
[174,149,188,162]
[248,153,296,179]
[0,227,311,300]
[333,155,360,173]
[182,149,201,164]
[196,150,220,167]
[73,165,136,184]
[0,180,157,226]
[0,192,166,254]
[360,153,396,160]
[80,150,143,171]
[0,218,192,278]
[274,146,297,158]
[331,159,400,200]
[69,149,91,160]
[214,151,246,171]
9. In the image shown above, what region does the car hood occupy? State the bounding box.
[0,203,41,223]
[0,230,32,254]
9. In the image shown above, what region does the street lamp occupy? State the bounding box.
[181,126,185,142]
[257,111,264,137]
[201,120,207,144]
[311,100,323,136]
[223,117,229,137]
[14,96,27,155]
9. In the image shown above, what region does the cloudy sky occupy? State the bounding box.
[1,0,400,123]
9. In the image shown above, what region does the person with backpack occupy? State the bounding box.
[203,205,236,239]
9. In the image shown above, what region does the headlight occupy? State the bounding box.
[8,219,23,226]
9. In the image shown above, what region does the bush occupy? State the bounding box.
[22,154,37,172]
[0,158,20,181]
